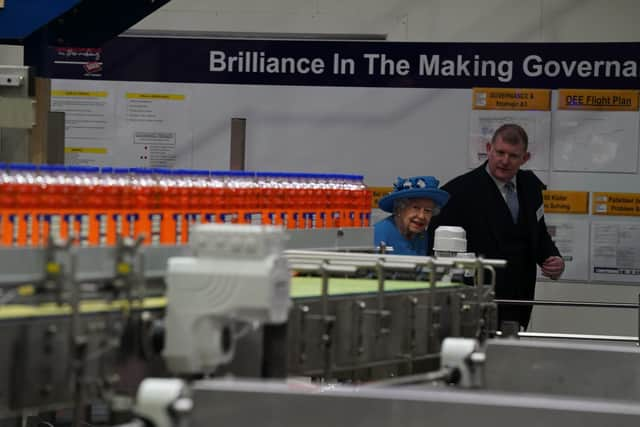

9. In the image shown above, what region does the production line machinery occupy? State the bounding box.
[0,224,639,427]
[0,224,498,422]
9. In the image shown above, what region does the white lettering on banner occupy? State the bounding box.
[210,49,640,82]
[418,55,513,82]
[363,54,410,76]
[209,50,326,74]
[523,55,639,78]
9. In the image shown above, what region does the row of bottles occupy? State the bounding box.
[0,163,372,247]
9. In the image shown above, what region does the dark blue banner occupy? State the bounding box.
[47,37,640,89]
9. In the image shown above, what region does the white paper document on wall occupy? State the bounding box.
[115,83,193,168]
[468,110,550,170]
[552,111,639,173]
[590,221,640,283]
[51,80,116,166]
[537,217,589,281]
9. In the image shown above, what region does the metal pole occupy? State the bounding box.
[320,262,329,318]
[426,258,435,352]
[230,117,246,170]
[515,331,639,343]
[495,299,639,309]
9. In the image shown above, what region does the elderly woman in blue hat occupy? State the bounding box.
[374,176,449,256]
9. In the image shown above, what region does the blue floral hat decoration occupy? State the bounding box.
[378,176,450,213]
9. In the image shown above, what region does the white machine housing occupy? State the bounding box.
[163,224,292,375]
[433,226,475,280]
[433,226,468,256]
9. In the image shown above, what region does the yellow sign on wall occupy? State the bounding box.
[592,192,640,216]
[542,190,589,214]
[64,147,108,154]
[51,90,108,98]
[558,89,639,111]
[472,88,551,110]
[369,186,393,208]
[126,93,186,100]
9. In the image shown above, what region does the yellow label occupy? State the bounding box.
[17,285,35,297]
[51,90,108,98]
[558,89,639,111]
[472,88,550,110]
[369,186,393,208]
[117,262,131,275]
[592,192,640,216]
[126,93,185,100]
[64,147,108,154]
[45,262,60,274]
[542,190,589,214]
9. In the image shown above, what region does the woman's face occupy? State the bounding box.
[397,198,436,237]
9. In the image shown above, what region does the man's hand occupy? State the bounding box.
[541,256,564,280]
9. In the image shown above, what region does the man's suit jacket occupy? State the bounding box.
[430,163,560,327]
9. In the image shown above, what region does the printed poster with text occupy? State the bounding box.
[537,217,589,281]
[115,82,194,168]
[590,221,640,283]
[469,88,551,170]
[51,80,116,166]
[552,89,640,173]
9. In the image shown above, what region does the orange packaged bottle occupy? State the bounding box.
[170,170,190,243]
[205,171,226,225]
[185,170,209,240]
[153,168,175,244]
[8,164,40,246]
[99,167,124,246]
[0,163,16,246]
[326,174,342,228]
[128,168,155,245]
[113,168,132,241]
[37,165,67,245]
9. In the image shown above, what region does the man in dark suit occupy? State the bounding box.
[430,123,564,330]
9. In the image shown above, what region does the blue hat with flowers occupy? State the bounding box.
[378,176,450,213]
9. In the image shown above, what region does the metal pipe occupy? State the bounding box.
[426,258,435,353]
[366,368,453,387]
[475,257,485,334]
[495,299,639,309]
[285,250,507,268]
[320,262,330,318]
[513,331,639,343]
[483,265,496,300]
[376,260,385,313]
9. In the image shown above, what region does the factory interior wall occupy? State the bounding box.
[3,0,640,336]
[133,0,640,337]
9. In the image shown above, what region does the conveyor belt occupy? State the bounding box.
[0,277,461,319]
[290,276,458,298]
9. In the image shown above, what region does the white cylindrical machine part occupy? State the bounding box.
[433,226,467,253]
[441,337,483,388]
[135,378,186,427]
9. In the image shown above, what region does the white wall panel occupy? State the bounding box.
[542,0,640,42]
[133,0,640,42]
[407,0,543,41]
[0,44,22,65]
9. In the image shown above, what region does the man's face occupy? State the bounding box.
[486,136,530,182]
[398,198,437,236]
